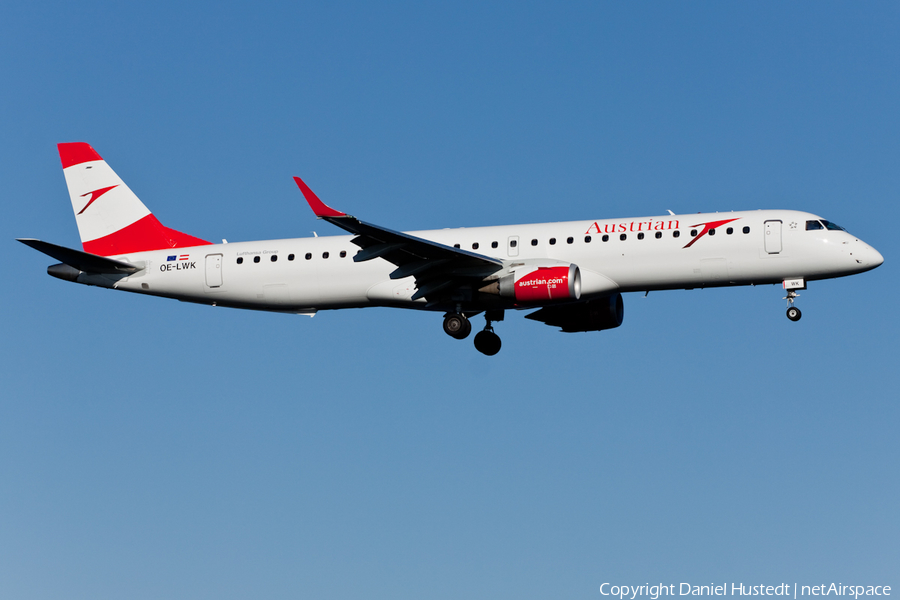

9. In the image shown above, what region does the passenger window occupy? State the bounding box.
[602,235,609,242]
[510,240,517,248]
[742,226,750,234]
[709,229,716,236]
[271,255,278,261]
[323,252,329,259]
[637,232,644,240]
[567,237,574,244]
[236,257,243,264]
[620,234,627,241]
[340,250,347,258]
[691,229,698,237]
[491,241,498,249]
[673,230,680,238]
[531,239,538,246]
[288,254,295,261]
[655,231,662,239]
[472,242,479,249]
[726,228,733,235]
[806,220,824,230]
[584,235,592,243]
[549,238,556,245]
[305,253,312,260]
[253,256,260,263]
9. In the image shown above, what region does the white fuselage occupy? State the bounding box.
[80,209,883,313]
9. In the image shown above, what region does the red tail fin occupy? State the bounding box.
[59,143,211,256]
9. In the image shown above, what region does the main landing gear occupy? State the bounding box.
[474,327,501,356]
[784,290,802,322]
[442,312,472,339]
[442,309,503,355]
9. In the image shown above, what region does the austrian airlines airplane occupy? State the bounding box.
[20,143,884,355]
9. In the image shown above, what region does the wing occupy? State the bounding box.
[294,177,503,302]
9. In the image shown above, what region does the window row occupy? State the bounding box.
[235,225,758,265]
[236,250,348,264]
[453,226,752,250]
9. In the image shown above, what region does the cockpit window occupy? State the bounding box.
[806,220,824,230]
[822,220,845,231]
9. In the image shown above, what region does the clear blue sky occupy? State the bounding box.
[2,2,898,598]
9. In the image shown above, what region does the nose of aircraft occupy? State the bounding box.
[859,242,884,270]
[871,247,884,267]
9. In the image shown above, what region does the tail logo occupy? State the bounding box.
[77,185,119,215]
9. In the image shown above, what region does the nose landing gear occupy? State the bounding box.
[784,290,802,321]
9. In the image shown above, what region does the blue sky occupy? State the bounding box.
[1,2,898,599]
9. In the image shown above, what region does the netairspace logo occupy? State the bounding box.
[600,584,892,600]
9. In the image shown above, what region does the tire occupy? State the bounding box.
[786,307,802,321]
[474,330,502,356]
[458,317,472,339]
[443,313,471,339]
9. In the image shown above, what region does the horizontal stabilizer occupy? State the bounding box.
[17,238,142,274]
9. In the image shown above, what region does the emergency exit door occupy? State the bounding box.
[508,236,519,257]
[205,254,223,287]
[764,221,782,254]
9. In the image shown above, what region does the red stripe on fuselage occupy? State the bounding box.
[58,142,103,169]
[82,214,212,256]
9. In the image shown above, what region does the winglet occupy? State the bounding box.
[293,176,347,218]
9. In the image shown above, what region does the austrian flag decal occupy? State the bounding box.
[160,254,196,272]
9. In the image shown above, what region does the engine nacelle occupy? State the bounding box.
[525,293,624,332]
[499,264,581,303]
[578,293,624,331]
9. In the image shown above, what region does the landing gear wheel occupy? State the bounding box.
[474,330,502,356]
[443,313,471,339]
[783,289,802,322]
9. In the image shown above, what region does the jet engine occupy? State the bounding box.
[483,264,581,303]
[525,293,624,332]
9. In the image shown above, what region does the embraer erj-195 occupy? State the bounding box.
[20,143,884,355]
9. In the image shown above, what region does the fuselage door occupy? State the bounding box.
[205,254,223,287]
[507,236,519,257]
[764,220,782,254]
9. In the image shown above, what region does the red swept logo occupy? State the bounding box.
[682,218,740,249]
[77,185,118,215]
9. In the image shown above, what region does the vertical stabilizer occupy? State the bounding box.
[58,143,210,256]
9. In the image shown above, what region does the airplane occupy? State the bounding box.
[19,143,884,355]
